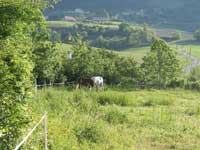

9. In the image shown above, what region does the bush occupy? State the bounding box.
[172,31,181,40]
[185,81,200,91]
[186,66,200,91]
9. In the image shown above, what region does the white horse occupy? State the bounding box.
[91,76,104,91]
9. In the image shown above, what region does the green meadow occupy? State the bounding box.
[20,87,200,150]
[47,21,119,29]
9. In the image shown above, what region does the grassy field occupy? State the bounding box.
[47,21,119,29]
[21,87,200,150]
[155,27,193,41]
[177,44,200,59]
[117,46,150,63]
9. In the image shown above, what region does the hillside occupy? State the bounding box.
[46,0,200,30]
[52,0,195,11]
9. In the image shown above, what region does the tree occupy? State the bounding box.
[33,42,66,84]
[141,39,181,88]
[65,37,105,81]
[0,1,48,149]
[172,31,181,40]
[115,57,140,85]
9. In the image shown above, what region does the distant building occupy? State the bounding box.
[74,8,84,14]
[91,17,108,22]
[63,16,77,22]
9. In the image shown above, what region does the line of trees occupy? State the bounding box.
[63,37,181,89]
[51,22,156,50]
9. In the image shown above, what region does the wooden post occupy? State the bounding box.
[44,113,48,150]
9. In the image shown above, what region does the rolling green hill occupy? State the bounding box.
[46,0,200,30]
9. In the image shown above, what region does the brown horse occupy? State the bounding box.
[76,78,94,90]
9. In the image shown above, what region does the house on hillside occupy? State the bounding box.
[74,8,84,14]
[63,16,77,22]
[91,17,108,22]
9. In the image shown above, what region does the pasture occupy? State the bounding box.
[177,44,200,60]
[117,46,150,63]
[47,21,119,29]
[21,87,200,150]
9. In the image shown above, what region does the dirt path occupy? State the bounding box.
[181,50,200,73]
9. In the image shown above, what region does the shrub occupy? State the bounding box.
[186,66,200,91]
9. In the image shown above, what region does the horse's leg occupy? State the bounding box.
[89,86,92,91]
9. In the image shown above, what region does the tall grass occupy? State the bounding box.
[20,87,200,150]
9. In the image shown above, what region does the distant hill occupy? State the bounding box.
[46,0,200,31]
[52,0,193,10]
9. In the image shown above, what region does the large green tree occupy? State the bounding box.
[0,1,48,149]
[33,41,66,84]
[65,38,105,81]
[141,39,181,88]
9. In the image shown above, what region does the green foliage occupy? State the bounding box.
[171,31,181,40]
[65,37,140,84]
[115,56,140,84]
[51,22,155,50]
[194,28,200,41]
[185,66,200,91]
[0,37,33,149]
[65,38,105,80]
[0,0,49,149]
[142,39,181,88]
[33,42,66,84]
[93,23,155,49]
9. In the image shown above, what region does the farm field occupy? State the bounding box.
[117,46,150,63]
[48,20,193,40]
[23,87,200,150]
[47,21,119,29]
[177,44,200,60]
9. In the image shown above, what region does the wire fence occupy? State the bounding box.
[14,113,48,150]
